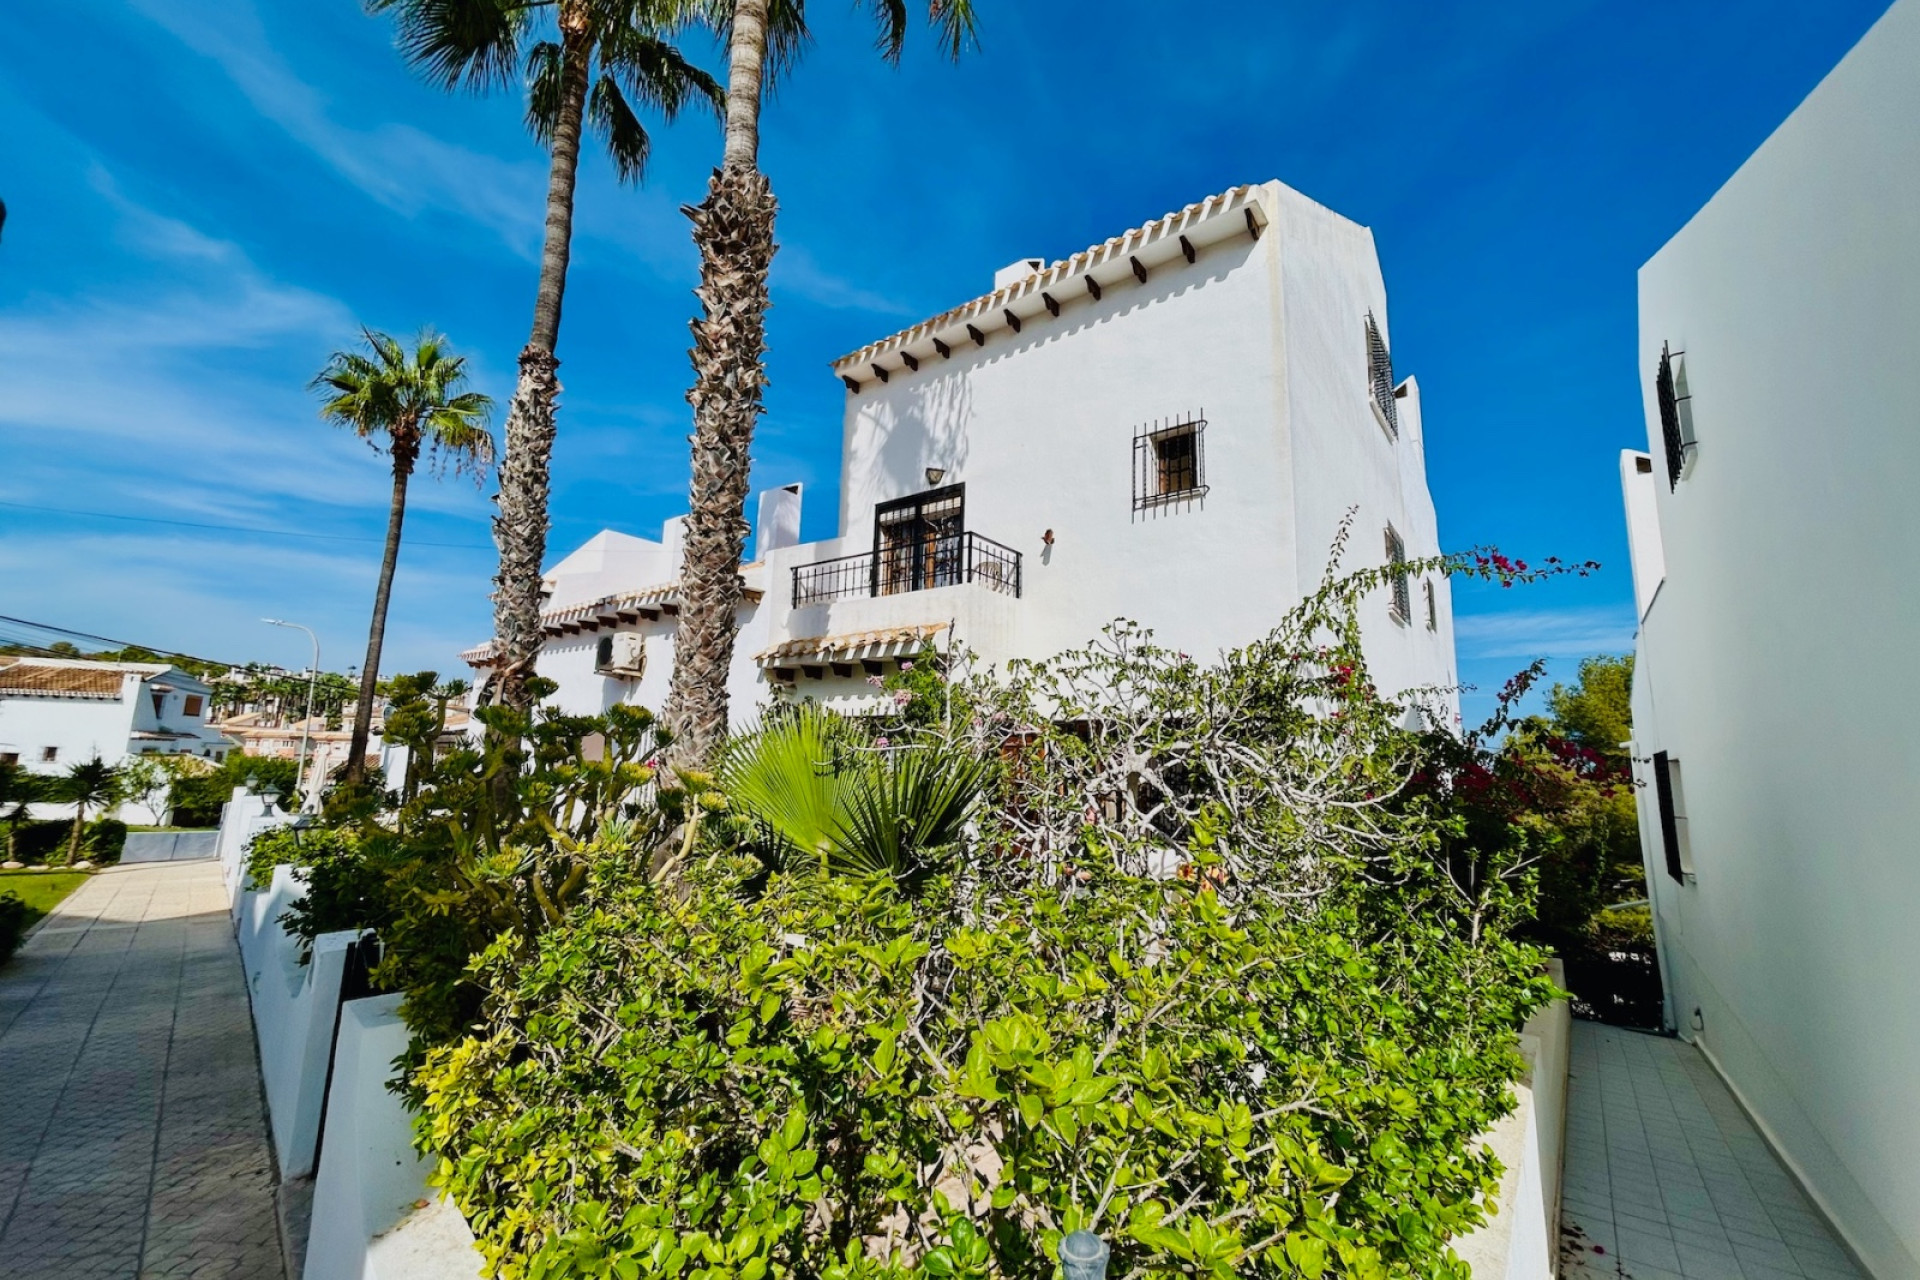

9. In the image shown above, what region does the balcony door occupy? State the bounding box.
[875,484,964,595]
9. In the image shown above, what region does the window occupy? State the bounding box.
[875,484,965,594]
[1653,751,1693,882]
[1384,526,1411,623]
[1656,343,1697,490]
[1423,579,1437,632]
[41,746,58,763]
[182,694,204,717]
[1132,413,1208,510]
[1366,313,1398,439]
[151,691,166,718]
[0,752,17,767]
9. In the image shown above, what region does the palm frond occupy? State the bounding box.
[523,39,566,145]
[865,0,908,63]
[718,705,847,869]
[366,0,526,92]
[599,24,724,122]
[925,0,978,61]
[587,77,653,183]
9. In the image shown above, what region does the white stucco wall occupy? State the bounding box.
[1628,3,1920,1274]
[0,663,229,796]
[830,180,1456,710]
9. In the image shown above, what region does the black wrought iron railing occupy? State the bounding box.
[793,531,1023,607]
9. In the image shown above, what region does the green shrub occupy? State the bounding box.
[171,756,298,828]
[14,819,71,866]
[86,818,128,865]
[415,544,1582,1280]
[0,891,27,963]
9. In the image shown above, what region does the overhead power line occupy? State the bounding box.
[0,499,495,550]
[0,614,245,671]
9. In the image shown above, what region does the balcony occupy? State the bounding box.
[792,531,1022,607]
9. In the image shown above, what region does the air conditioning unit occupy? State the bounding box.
[595,632,646,678]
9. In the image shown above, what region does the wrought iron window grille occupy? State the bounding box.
[1132,412,1209,513]
[1366,312,1399,440]
[1656,343,1697,491]
[1384,525,1411,624]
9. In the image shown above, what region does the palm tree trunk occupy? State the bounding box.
[347,439,417,783]
[490,19,593,713]
[667,0,777,766]
[65,801,86,866]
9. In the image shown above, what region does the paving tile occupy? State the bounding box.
[0,863,284,1280]
[1674,1243,1747,1280]
[1620,1227,1685,1271]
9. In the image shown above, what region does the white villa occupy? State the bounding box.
[466,180,1459,725]
[1623,2,1920,1276]
[0,657,234,821]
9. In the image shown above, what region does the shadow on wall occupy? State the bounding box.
[851,240,1254,513]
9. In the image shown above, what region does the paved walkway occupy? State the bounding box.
[1561,1023,1863,1280]
[0,862,285,1280]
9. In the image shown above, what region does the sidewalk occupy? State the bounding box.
[0,861,285,1280]
[1561,1022,1863,1280]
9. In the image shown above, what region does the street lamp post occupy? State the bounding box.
[263,619,320,810]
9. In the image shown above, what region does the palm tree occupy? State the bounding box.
[58,757,121,866]
[313,329,496,783]
[665,0,978,764]
[367,0,722,715]
[0,761,40,864]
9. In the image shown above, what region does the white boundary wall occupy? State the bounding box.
[303,994,483,1280]
[1457,970,1572,1280]
[235,862,357,1178]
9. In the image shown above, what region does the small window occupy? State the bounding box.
[1653,751,1693,882]
[151,691,166,718]
[1384,526,1411,623]
[41,746,58,763]
[1133,413,1208,511]
[1423,579,1437,632]
[0,752,18,766]
[1366,313,1399,440]
[1656,343,1698,490]
[182,695,204,717]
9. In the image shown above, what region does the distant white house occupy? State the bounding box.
[0,657,234,823]
[467,179,1459,726]
[1623,3,1920,1276]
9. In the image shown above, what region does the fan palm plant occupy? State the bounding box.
[667,0,979,764]
[58,757,121,866]
[720,705,985,890]
[367,0,723,714]
[313,328,496,783]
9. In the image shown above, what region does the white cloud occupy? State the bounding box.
[124,0,548,255]
[1453,606,1636,661]
[772,245,919,316]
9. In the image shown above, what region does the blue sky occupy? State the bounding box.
[0,0,1894,719]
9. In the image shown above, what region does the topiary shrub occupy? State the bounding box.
[87,818,128,865]
[0,891,27,963]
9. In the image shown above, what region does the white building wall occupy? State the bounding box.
[833,180,1455,706]
[0,686,138,772]
[1628,3,1920,1274]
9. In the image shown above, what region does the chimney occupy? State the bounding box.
[994,258,1044,290]
[756,484,803,560]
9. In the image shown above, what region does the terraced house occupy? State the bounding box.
[466,180,1460,724]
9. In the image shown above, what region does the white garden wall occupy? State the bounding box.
[302,994,482,1280]
[236,862,358,1178]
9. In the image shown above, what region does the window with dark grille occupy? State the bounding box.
[1656,343,1697,490]
[1385,525,1411,623]
[1653,751,1692,882]
[1423,579,1437,632]
[1132,413,1208,511]
[874,484,965,594]
[1366,312,1399,439]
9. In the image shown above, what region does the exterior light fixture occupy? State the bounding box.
[925,467,946,487]
[1042,529,1056,547]
[1060,1231,1110,1280]
[244,773,260,794]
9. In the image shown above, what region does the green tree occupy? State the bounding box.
[313,328,496,783]
[1546,653,1634,763]
[666,0,979,764]
[367,0,722,715]
[57,757,122,866]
